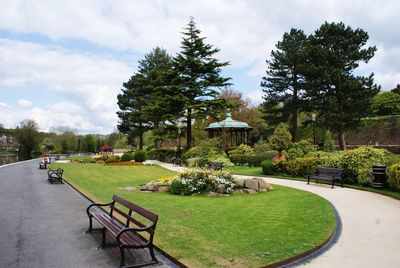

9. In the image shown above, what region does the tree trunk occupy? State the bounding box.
[291,109,298,142]
[186,108,192,150]
[154,121,161,150]
[338,133,346,150]
[138,133,143,150]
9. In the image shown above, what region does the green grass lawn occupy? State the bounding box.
[51,163,336,267]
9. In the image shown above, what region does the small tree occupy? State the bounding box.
[268,123,292,153]
[14,119,41,157]
[371,91,400,116]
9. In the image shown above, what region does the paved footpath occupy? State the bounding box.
[0,160,176,268]
[154,161,400,268]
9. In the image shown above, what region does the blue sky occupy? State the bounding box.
[1,0,399,134]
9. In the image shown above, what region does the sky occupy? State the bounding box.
[1,0,399,134]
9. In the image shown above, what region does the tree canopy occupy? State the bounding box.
[14,119,41,157]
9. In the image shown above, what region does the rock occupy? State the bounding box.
[243,188,257,194]
[146,183,158,191]
[158,186,170,192]
[244,179,260,191]
[217,184,226,194]
[237,178,246,188]
[140,185,148,191]
[253,178,273,191]
[235,189,244,194]
[205,192,219,197]
[120,187,136,192]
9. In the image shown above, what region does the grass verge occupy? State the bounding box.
[51,163,336,267]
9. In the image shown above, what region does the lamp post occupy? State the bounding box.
[311,113,316,145]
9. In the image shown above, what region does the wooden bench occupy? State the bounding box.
[86,195,159,268]
[47,168,64,184]
[308,167,344,188]
[208,161,223,171]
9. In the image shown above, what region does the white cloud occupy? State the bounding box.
[17,99,32,107]
[247,90,264,106]
[0,102,11,109]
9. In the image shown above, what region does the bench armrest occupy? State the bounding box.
[116,225,156,246]
[86,201,115,216]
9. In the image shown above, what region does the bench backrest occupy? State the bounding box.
[317,167,343,179]
[110,195,158,233]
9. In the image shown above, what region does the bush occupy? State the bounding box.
[287,140,318,160]
[120,152,134,162]
[170,169,237,195]
[134,150,147,162]
[147,148,176,162]
[186,157,208,168]
[283,156,318,177]
[387,163,400,192]
[247,150,278,167]
[183,138,224,164]
[104,155,121,163]
[340,146,389,185]
[208,155,235,168]
[261,160,278,175]
[228,144,255,165]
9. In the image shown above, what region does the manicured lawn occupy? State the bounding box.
[51,163,336,267]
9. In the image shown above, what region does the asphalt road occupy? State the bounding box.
[0,160,175,268]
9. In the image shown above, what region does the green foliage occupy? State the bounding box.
[170,169,237,195]
[228,144,255,165]
[174,18,230,149]
[323,130,335,152]
[85,134,96,153]
[105,155,121,163]
[283,156,318,177]
[287,139,318,160]
[387,163,400,192]
[147,148,176,162]
[183,138,223,161]
[247,150,279,167]
[134,150,147,162]
[186,157,208,168]
[261,28,309,141]
[208,155,234,168]
[268,123,292,152]
[340,146,388,185]
[120,152,134,162]
[14,119,42,157]
[305,22,380,149]
[387,153,400,166]
[261,160,278,175]
[371,91,400,116]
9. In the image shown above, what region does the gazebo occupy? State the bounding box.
[204,112,252,146]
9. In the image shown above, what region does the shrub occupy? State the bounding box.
[120,152,134,162]
[228,144,255,165]
[134,150,147,162]
[208,155,235,168]
[287,140,318,160]
[284,156,318,177]
[387,163,400,192]
[104,155,121,163]
[147,148,176,162]
[340,146,389,185]
[183,138,224,164]
[247,150,278,167]
[268,123,292,152]
[170,169,237,195]
[261,160,278,175]
[186,157,208,168]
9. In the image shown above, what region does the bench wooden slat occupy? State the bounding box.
[308,167,344,188]
[112,195,158,222]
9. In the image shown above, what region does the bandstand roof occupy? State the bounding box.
[204,112,252,130]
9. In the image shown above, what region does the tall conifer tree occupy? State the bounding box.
[174,17,230,149]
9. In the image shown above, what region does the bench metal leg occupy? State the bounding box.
[119,247,125,268]
[101,227,106,247]
[148,246,158,264]
[87,215,93,232]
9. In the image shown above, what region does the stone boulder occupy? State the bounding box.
[243,188,257,194]
[158,186,170,192]
[253,178,273,191]
[244,179,260,191]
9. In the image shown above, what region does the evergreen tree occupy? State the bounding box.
[261,29,309,142]
[305,22,380,150]
[174,17,230,149]
[14,119,41,158]
[117,74,151,149]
